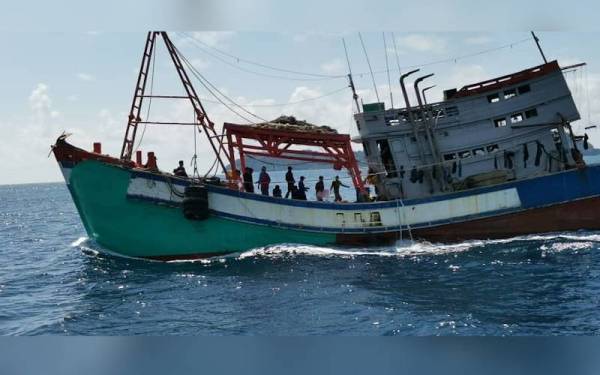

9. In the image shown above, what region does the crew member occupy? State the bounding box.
[298,176,308,200]
[272,185,282,198]
[257,166,271,196]
[243,167,254,193]
[315,176,325,201]
[284,166,295,198]
[330,176,349,202]
[173,160,188,177]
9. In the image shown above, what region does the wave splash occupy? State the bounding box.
[70,231,598,263]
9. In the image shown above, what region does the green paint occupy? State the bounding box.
[67,160,335,258]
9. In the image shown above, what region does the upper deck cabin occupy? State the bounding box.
[354,60,582,200]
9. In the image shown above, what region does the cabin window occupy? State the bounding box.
[525,108,538,118]
[354,213,364,224]
[473,147,486,156]
[511,113,524,123]
[504,89,517,99]
[459,150,472,159]
[494,118,507,127]
[486,144,500,153]
[444,153,457,161]
[518,84,531,94]
[387,118,400,126]
[376,139,397,177]
[370,212,382,226]
[487,93,500,103]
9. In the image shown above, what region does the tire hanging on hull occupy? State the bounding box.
[182,185,209,220]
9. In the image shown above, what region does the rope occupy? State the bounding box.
[177,32,343,81]
[358,32,380,103]
[383,32,394,108]
[176,48,258,124]
[180,52,268,123]
[177,32,532,82]
[391,32,402,75]
[195,86,349,108]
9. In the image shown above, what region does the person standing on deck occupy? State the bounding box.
[257,166,271,196]
[298,176,309,200]
[284,166,295,198]
[243,167,254,193]
[315,176,325,201]
[330,176,349,202]
[173,160,188,177]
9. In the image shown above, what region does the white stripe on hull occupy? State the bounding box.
[127,175,522,231]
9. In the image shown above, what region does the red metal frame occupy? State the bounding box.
[224,123,365,192]
[120,31,229,173]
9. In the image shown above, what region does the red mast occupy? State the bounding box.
[120,31,229,173]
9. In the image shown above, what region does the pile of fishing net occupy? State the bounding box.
[252,115,337,134]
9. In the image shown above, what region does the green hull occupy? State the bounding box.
[67,160,335,259]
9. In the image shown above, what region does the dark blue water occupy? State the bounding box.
[1,182,600,335]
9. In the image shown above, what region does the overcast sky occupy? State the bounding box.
[1,31,599,185]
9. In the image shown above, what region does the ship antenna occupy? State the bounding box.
[531,31,548,64]
[342,38,361,113]
[358,32,381,103]
[382,32,394,108]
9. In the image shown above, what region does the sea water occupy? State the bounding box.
[1,174,600,335]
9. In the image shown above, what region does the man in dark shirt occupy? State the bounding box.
[173,160,188,177]
[315,176,325,201]
[272,185,282,198]
[257,166,271,196]
[243,167,254,193]
[284,166,295,198]
[330,176,349,202]
[298,176,308,200]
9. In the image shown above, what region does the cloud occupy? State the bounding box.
[76,72,95,81]
[190,58,210,71]
[395,34,447,54]
[29,83,60,125]
[320,58,345,75]
[190,31,236,48]
[464,35,492,45]
[446,64,488,89]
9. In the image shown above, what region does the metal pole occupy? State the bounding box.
[400,70,434,193]
[531,31,548,64]
[414,75,445,191]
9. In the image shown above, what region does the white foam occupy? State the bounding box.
[70,237,88,247]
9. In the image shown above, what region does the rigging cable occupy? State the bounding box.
[177,32,533,82]
[196,86,349,108]
[179,32,346,79]
[174,46,260,124]
[175,44,269,123]
[391,32,402,75]
[176,32,342,82]
[383,32,394,108]
[358,32,381,103]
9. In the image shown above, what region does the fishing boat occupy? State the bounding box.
[53,31,600,260]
